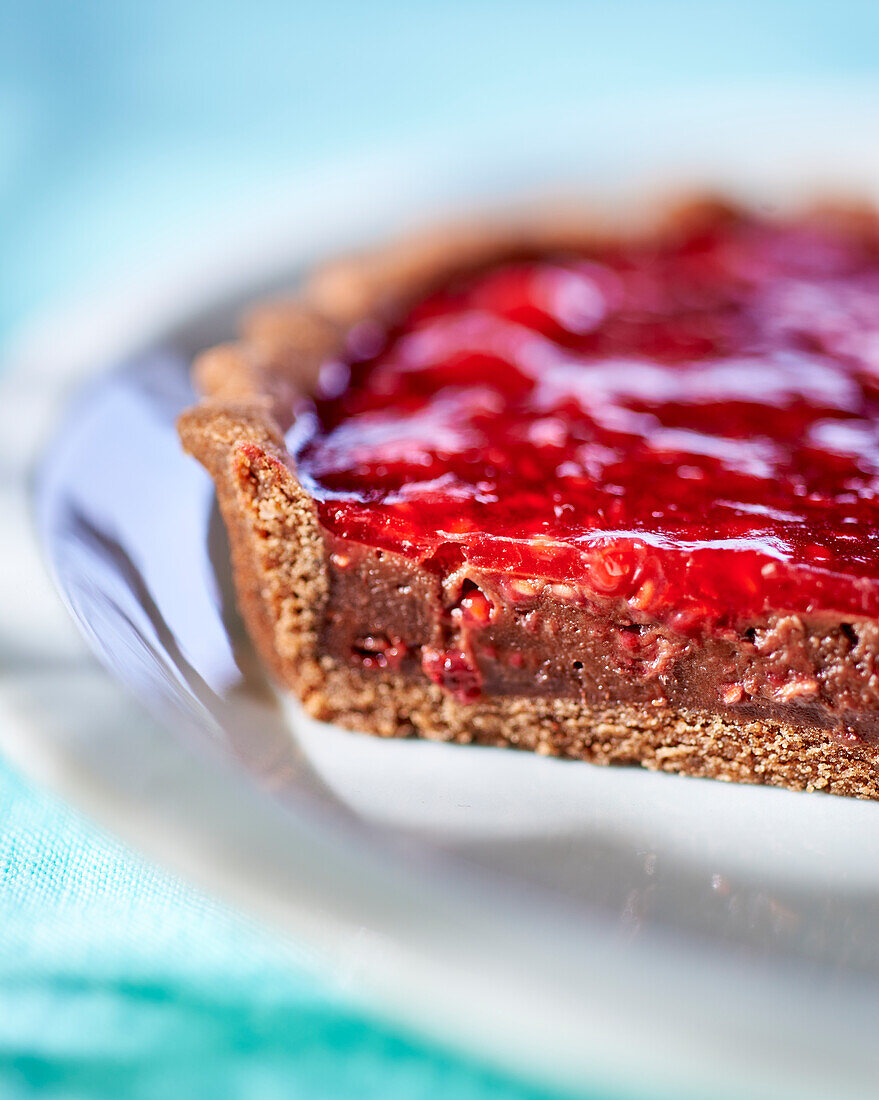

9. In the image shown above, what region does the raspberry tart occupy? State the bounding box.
[179,198,879,798]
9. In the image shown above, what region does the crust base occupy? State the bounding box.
[298,661,879,800]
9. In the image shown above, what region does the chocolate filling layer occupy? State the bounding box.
[322,537,879,745]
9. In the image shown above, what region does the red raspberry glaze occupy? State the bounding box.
[293,212,879,632]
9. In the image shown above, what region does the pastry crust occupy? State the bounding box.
[178,196,879,798]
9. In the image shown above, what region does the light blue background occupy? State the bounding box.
[6,0,879,337]
[3,2,879,1097]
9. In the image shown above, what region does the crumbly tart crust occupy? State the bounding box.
[178,197,879,799]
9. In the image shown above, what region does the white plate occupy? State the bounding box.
[9,83,879,1100]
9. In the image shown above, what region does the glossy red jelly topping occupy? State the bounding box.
[293,211,879,630]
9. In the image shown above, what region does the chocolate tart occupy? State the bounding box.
[178,198,879,798]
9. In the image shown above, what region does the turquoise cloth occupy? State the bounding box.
[4,2,879,1096]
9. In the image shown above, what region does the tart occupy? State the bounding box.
[179,197,879,798]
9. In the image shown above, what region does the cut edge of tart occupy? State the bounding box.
[178,194,879,799]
